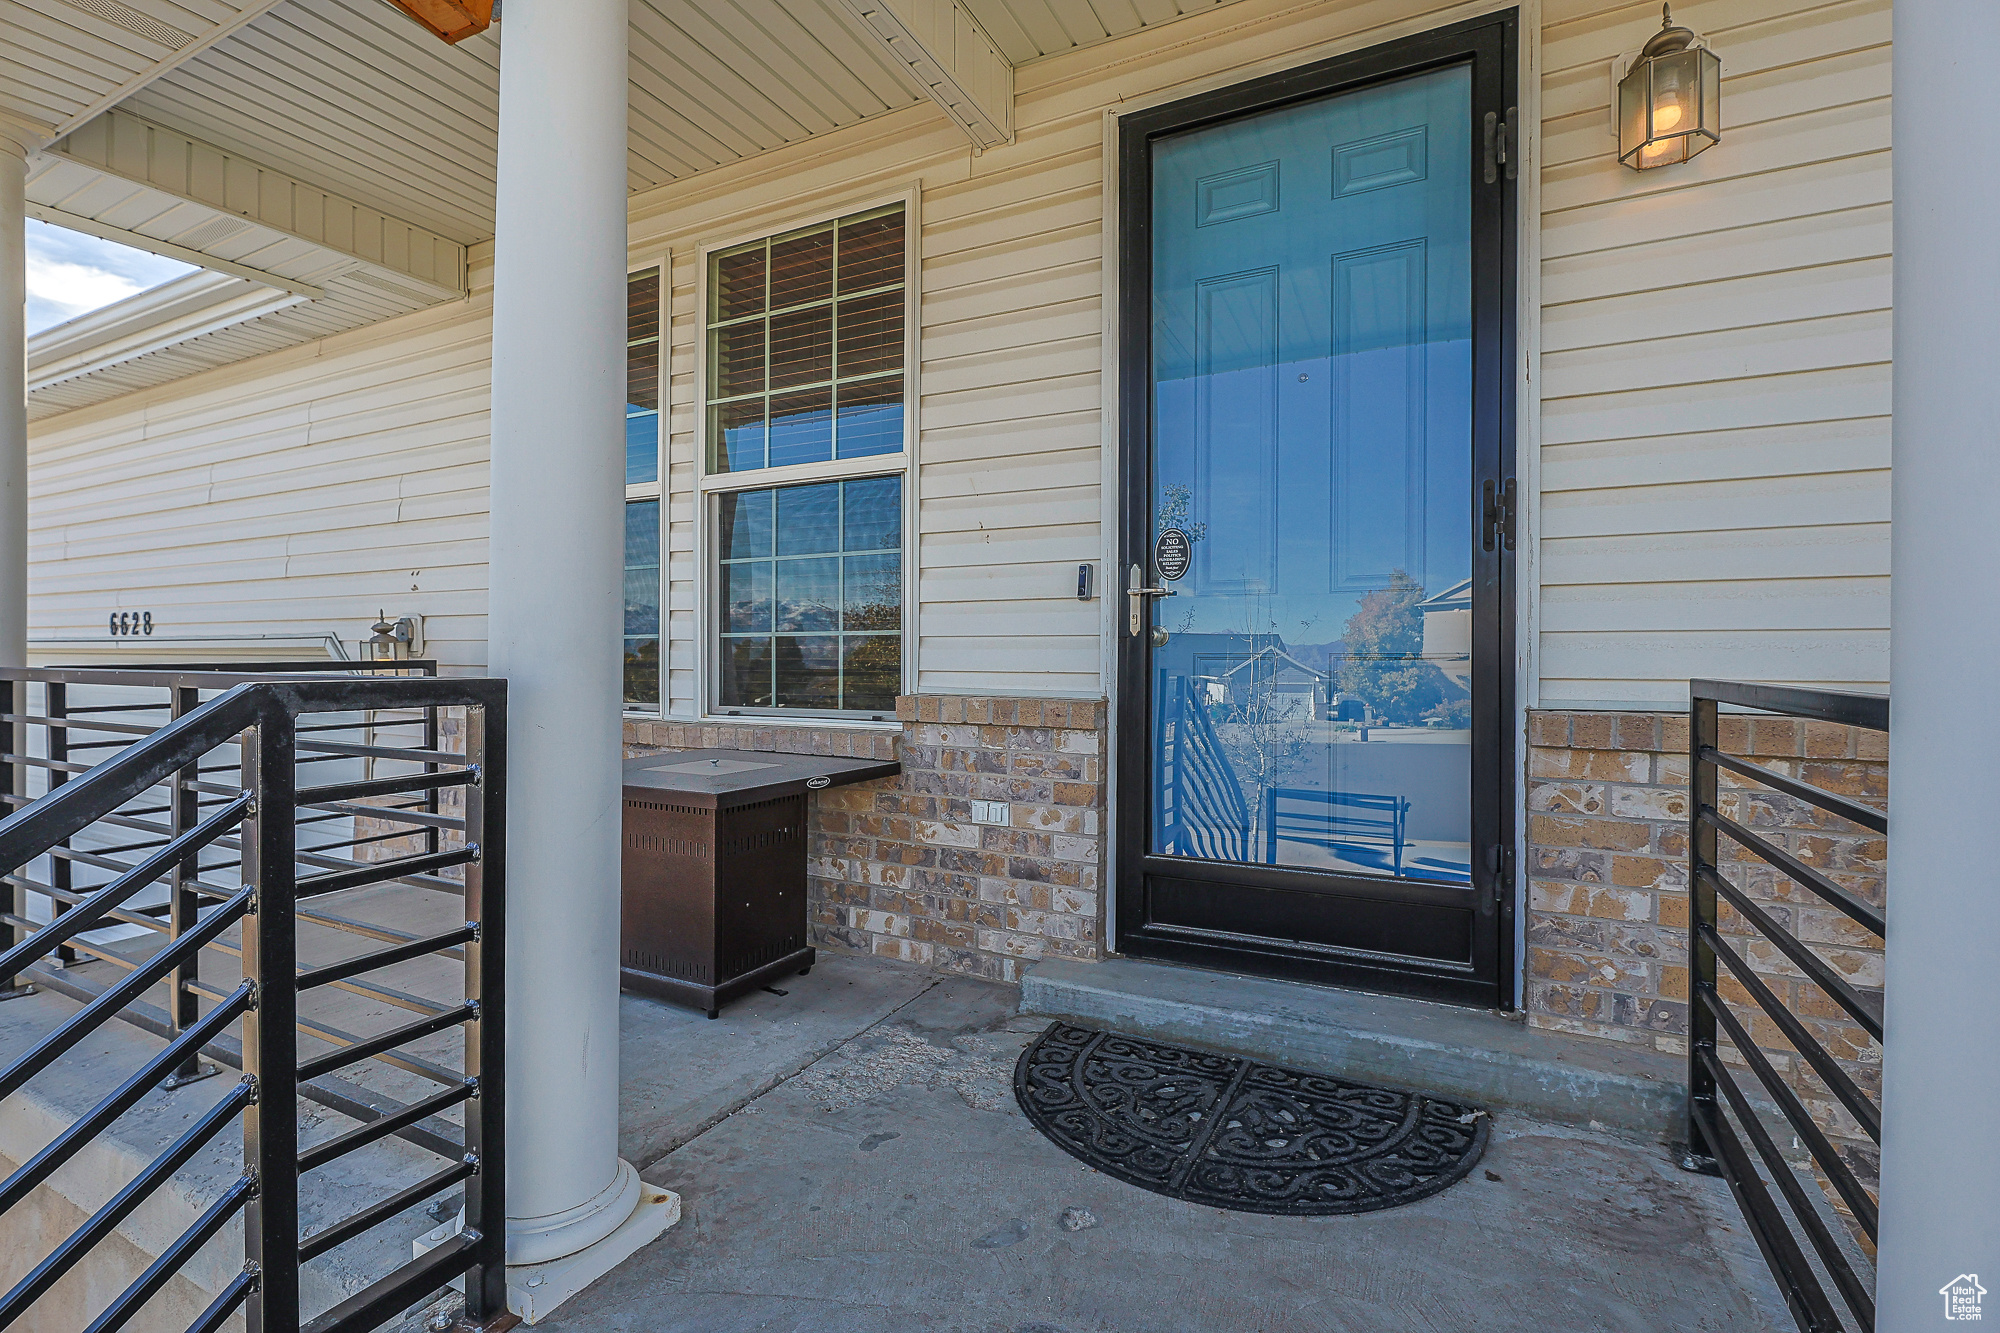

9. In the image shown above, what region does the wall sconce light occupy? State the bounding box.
[1617,5,1721,170]
[363,611,424,663]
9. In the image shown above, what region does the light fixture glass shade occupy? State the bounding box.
[1619,31,1721,169]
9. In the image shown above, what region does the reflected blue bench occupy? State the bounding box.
[1262,787,1410,874]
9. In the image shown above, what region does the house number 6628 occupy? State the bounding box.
[108,611,154,637]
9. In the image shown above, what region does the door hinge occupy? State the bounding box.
[1483,107,1518,185]
[1482,477,1517,552]
[1490,843,1516,891]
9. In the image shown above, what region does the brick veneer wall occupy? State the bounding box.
[624,694,1105,983]
[1525,708,1887,1203]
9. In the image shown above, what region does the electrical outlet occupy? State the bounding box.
[970,799,1010,825]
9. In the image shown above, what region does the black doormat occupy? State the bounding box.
[1014,1023,1490,1216]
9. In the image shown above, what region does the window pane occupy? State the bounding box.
[838,210,903,292]
[769,304,831,389]
[708,206,902,482]
[716,476,900,715]
[836,290,902,379]
[712,321,765,399]
[835,377,902,460]
[627,269,661,487]
[843,475,901,551]
[775,635,840,707]
[843,553,900,631]
[624,498,660,566]
[713,244,766,322]
[717,488,773,559]
[842,634,900,711]
[625,411,658,486]
[723,561,771,632]
[624,566,660,635]
[720,637,773,707]
[769,226,833,310]
[776,482,840,555]
[627,335,660,414]
[624,638,660,706]
[776,557,838,631]
[628,269,661,341]
[768,387,832,468]
[623,499,661,708]
[711,398,766,473]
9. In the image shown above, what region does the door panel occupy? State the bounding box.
[1117,15,1517,1007]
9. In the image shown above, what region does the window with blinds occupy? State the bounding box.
[703,203,908,718]
[706,206,905,473]
[625,267,663,709]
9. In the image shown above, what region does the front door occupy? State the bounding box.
[1115,15,1517,1007]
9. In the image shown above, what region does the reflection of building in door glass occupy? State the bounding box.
[1419,577,1473,692]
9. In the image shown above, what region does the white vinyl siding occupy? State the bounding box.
[24,268,495,671]
[23,0,1895,714]
[1536,0,1892,707]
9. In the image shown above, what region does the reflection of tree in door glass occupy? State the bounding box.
[1337,570,1466,726]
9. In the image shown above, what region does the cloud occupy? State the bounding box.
[27,256,146,326]
[25,220,198,335]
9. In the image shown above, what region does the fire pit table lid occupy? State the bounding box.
[622,747,899,807]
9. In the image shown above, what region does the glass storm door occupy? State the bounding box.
[1115,18,1517,1007]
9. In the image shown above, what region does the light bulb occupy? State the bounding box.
[1652,101,1683,132]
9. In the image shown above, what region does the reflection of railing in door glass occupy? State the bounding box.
[1150,569,1471,884]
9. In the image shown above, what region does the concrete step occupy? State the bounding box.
[1019,957,1687,1141]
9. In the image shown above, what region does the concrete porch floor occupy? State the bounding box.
[504,954,1787,1333]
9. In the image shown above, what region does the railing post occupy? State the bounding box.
[460,700,511,1328]
[166,684,214,1086]
[423,665,443,861]
[0,676,27,999]
[45,683,77,968]
[1681,689,1721,1174]
[240,710,300,1331]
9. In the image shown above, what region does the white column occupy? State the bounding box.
[1877,3,2000,1328]
[486,0,654,1276]
[0,136,26,669]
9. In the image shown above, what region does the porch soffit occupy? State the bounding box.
[0,0,289,148]
[12,0,1248,419]
[26,107,467,418]
[103,0,1253,248]
[960,0,1249,66]
[116,0,934,246]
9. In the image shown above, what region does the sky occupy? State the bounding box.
[25,219,198,335]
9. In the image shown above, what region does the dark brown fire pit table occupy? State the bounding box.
[620,747,899,1017]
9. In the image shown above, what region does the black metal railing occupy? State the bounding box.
[1687,679,1887,1333]
[0,663,509,1332]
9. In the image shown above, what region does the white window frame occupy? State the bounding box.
[692,185,920,726]
[624,252,669,717]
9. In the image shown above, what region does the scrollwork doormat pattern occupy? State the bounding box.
[1014,1023,1490,1215]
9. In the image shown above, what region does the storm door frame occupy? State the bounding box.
[1111,9,1520,1009]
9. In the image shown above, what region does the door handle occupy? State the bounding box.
[1127,563,1176,637]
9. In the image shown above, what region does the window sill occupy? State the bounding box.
[698,713,901,732]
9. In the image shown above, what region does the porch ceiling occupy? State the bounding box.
[13,0,1249,418]
[961,0,1249,66]
[115,0,944,246]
